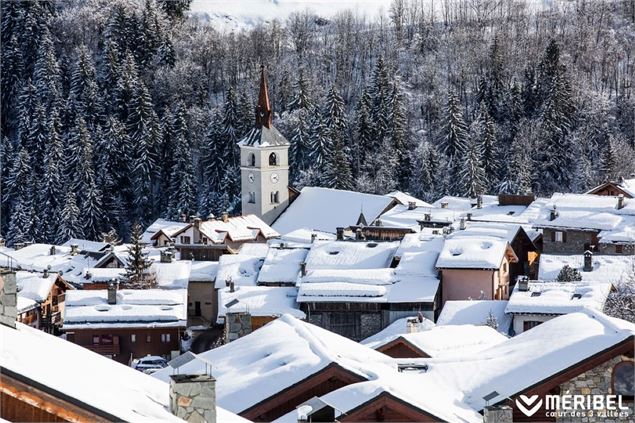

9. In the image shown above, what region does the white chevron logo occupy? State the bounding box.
[516,394,543,417]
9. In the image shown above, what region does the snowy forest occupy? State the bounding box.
[1,0,634,244]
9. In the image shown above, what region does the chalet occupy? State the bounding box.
[587,177,635,198]
[533,193,635,255]
[538,252,635,284]
[297,237,441,340]
[62,285,187,364]
[505,280,612,334]
[61,238,112,259]
[385,191,433,208]
[362,323,507,359]
[426,310,635,422]
[169,213,278,261]
[436,300,512,335]
[436,236,518,304]
[153,314,397,422]
[188,260,219,324]
[379,203,461,230]
[142,218,190,246]
[15,270,71,334]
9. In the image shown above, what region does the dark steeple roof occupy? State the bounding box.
[255,65,272,129]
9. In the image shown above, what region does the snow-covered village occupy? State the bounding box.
[0,1,634,422]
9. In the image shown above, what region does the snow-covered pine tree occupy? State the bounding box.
[199,111,224,217]
[124,222,156,289]
[603,260,635,323]
[389,81,410,188]
[458,135,486,198]
[40,110,65,241]
[556,265,583,282]
[290,108,311,182]
[33,27,61,113]
[167,103,197,219]
[442,91,469,194]
[56,190,82,244]
[499,137,533,195]
[369,57,391,142]
[288,69,312,111]
[354,88,373,176]
[600,135,619,182]
[67,45,103,130]
[472,103,500,191]
[409,141,442,202]
[307,105,331,169]
[322,137,354,190]
[6,196,33,246]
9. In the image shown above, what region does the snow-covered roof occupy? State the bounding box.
[305,240,398,270]
[432,195,498,210]
[152,314,396,414]
[422,310,635,411]
[238,125,289,147]
[215,254,264,288]
[17,296,38,313]
[63,289,187,329]
[1,244,95,277]
[620,178,635,196]
[62,238,111,253]
[142,218,190,244]
[394,234,443,277]
[257,247,308,284]
[189,261,219,282]
[238,242,271,257]
[81,267,126,283]
[272,228,336,248]
[196,214,279,243]
[538,254,634,284]
[448,222,523,244]
[217,286,305,322]
[505,281,612,315]
[152,261,191,289]
[361,316,436,345]
[385,191,433,207]
[363,325,508,357]
[533,193,635,243]
[436,300,512,334]
[272,187,395,235]
[0,322,246,422]
[379,204,462,229]
[16,271,58,302]
[436,237,515,269]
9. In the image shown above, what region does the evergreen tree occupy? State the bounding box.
[410,141,442,201]
[472,103,500,190]
[389,81,410,187]
[67,45,102,129]
[40,110,64,241]
[458,136,487,198]
[307,106,331,169]
[600,136,619,182]
[442,91,469,194]
[288,69,312,111]
[6,196,33,246]
[289,108,311,182]
[322,138,354,190]
[556,265,583,282]
[124,222,156,288]
[56,190,82,243]
[167,103,196,219]
[33,27,61,113]
[354,88,373,175]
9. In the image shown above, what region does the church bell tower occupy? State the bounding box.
[238,66,290,225]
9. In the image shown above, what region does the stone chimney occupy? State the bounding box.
[476,195,483,209]
[408,201,417,210]
[225,311,252,342]
[483,405,512,423]
[300,262,306,277]
[193,217,202,229]
[310,233,317,243]
[336,227,344,241]
[160,250,174,263]
[549,205,558,221]
[169,374,217,423]
[517,276,529,292]
[70,243,80,256]
[406,317,419,334]
[0,270,17,328]
[583,250,593,272]
[617,194,625,210]
[459,217,466,230]
[43,267,49,278]
[49,245,56,256]
[107,281,118,305]
[221,212,229,223]
[424,212,431,222]
[466,213,472,221]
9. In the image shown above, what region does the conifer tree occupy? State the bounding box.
[124,222,156,288]
[323,137,354,190]
[307,106,331,169]
[68,45,102,129]
[56,191,82,243]
[167,103,196,219]
[354,88,373,175]
[459,136,486,198]
[389,81,410,187]
[473,103,500,190]
[600,136,619,182]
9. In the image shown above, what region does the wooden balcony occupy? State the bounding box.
[84,343,121,355]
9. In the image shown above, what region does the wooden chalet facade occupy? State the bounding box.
[374,336,428,359]
[587,181,634,198]
[340,391,450,422]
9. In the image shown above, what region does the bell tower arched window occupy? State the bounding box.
[249,153,256,167]
[269,152,278,166]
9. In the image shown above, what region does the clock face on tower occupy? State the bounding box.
[270,173,279,183]
[248,173,255,183]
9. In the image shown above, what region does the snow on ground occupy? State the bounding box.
[153,314,396,414]
[538,254,634,284]
[217,286,305,322]
[272,187,395,235]
[505,281,612,315]
[437,300,512,334]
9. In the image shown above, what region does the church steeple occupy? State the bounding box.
[255,65,272,129]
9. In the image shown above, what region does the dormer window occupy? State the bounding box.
[249,153,256,167]
[269,152,278,166]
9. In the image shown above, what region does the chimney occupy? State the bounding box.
[483,405,512,423]
[408,201,417,210]
[583,250,593,272]
[355,228,364,240]
[459,217,466,230]
[476,195,483,209]
[221,212,229,223]
[180,213,187,222]
[466,212,472,221]
[225,311,252,342]
[0,270,17,328]
[375,219,382,227]
[0,238,4,247]
[517,276,529,292]
[617,194,625,210]
[70,243,80,256]
[193,217,202,229]
[107,281,118,305]
[336,227,344,241]
[549,205,558,221]
[441,201,449,209]
[300,262,306,277]
[49,245,56,256]
[229,280,235,293]
[406,317,419,334]
[43,268,49,278]
[424,212,431,222]
[161,250,173,263]
[169,374,217,423]
[310,233,317,243]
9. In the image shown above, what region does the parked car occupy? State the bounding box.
[132,355,168,372]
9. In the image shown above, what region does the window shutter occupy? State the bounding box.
[551,231,555,242]
[563,232,567,243]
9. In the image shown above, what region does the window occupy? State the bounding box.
[249,153,255,167]
[166,333,171,343]
[92,336,100,344]
[613,361,634,399]
[554,231,564,242]
[131,334,136,343]
[269,152,278,166]
[180,236,191,244]
[270,191,279,204]
[502,261,508,273]
[146,335,151,343]
[161,334,166,342]
[523,321,542,331]
[616,245,624,254]
[248,192,256,204]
